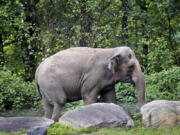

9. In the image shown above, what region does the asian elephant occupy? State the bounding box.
[35,47,146,121]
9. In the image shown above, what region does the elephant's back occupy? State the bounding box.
[35,48,95,87]
[50,47,94,72]
[36,47,114,83]
[36,47,115,78]
[53,47,97,61]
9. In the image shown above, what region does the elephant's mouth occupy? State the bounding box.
[123,75,134,84]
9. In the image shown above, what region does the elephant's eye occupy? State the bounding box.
[128,54,132,59]
[128,65,134,70]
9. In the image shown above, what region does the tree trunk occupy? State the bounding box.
[79,0,93,47]
[0,34,4,67]
[121,0,129,46]
[167,9,180,66]
[137,0,148,71]
[142,20,148,71]
[20,0,40,81]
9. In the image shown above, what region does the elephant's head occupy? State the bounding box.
[108,47,146,107]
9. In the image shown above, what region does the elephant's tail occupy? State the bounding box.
[35,80,42,99]
[35,69,42,99]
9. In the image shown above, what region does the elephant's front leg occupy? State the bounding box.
[81,68,105,105]
[100,88,117,103]
[81,83,101,105]
[82,88,99,105]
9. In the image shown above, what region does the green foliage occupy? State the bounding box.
[64,100,84,113]
[0,122,180,135]
[146,66,180,101]
[47,121,180,135]
[0,69,41,111]
[0,0,179,112]
[146,37,175,73]
[115,83,136,103]
[0,130,26,135]
[0,0,41,81]
[1,0,180,80]
[93,124,180,135]
[115,66,180,104]
[47,123,93,135]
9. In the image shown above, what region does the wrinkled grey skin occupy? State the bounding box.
[35,47,145,121]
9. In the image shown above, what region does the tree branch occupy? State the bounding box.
[3,40,18,47]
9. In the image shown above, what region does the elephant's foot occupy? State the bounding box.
[43,100,53,119]
[51,103,62,122]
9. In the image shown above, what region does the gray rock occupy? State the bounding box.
[27,126,47,135]
[59,103,134,128]
[0,117,54,132]
[141,100,180,128]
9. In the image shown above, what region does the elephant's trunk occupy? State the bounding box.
[132,60,146,108]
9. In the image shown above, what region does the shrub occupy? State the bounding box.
[0,69,41,111]
[115,83,136,103]
[47,123,93,135]
[115,66,180,103]
[146,66,180,101]
[47,121,180,135]
[0,130,26,135]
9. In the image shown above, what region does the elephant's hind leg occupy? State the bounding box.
[43,99,53,119]
[51,102,64,122]
[51,86,66,121]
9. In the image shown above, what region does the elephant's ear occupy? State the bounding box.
[108,54,122,74]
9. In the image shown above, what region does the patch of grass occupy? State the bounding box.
[47,121,180,135]
[0,108,43,117]
[2,121,179,135]
[0,130,26,135]
[92,121,180,135]
[93,126,180,135]
[47,123,94,135]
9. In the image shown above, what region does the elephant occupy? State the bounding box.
[35,47,146,121]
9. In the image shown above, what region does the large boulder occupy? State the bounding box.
[141,100,180,128]
[59,103,134,128]
[0,117,54,132]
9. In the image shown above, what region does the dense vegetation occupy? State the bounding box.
[0,69,40,112]
[116,66,180,104]
[0,121,180,135]
[0,0,179,113]
[47,122,180,135]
